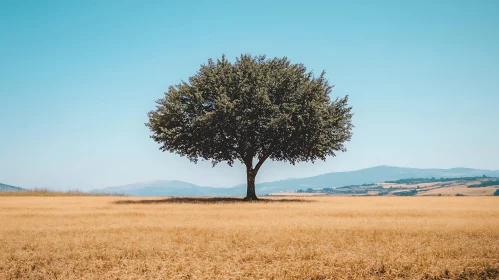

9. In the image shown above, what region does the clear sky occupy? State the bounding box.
[1,0,498,190]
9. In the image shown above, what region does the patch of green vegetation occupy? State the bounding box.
[386,176,488,185]
[467,180,499,188]
[297,188,317,193]
[296,176,499,197]
[494,189,499,196]
[322,188,368,195]
[336,183,376,189]
[320,184,383,195]
[393,189,418,196]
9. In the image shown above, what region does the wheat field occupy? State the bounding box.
[1,196,498,279]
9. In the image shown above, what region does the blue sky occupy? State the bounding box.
[1,0,498,190]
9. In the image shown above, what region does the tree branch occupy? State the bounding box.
[254,154,269,173]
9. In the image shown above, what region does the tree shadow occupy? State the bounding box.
[114,197,311,204]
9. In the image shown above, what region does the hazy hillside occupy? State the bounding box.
[94,166,499,196]
[0,183,25,192]
[277,176,499,197]
[248,166,499,194]
[93,180,242,196]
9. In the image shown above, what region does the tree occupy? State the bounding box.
[146,54,353,200]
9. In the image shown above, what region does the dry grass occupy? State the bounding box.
[419,186,497,196]
[1,196,498,279]
[0,188,125,197]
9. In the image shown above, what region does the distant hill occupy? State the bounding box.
[280,176,499,197]
[245,166,499,194]
[0,183,25,192]
[94,166,499,196]
[92,180,242,196]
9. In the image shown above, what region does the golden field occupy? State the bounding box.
[418,186,497,196]
[1,196,499,279]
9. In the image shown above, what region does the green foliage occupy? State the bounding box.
[393,189,418,196]
[337,183,375,189]
[321,187,368,195]
[147,54,353,167]
[455,193,465,196]
[321,183,382,195]
[386,176,490,185]
[146,54,354,199]
[494,189,499,196]
[467,180,499,188]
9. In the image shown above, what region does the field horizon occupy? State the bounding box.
[4,165,498,197]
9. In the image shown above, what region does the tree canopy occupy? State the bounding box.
[146,54,353,200]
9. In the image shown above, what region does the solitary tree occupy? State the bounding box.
[146,55,353,200]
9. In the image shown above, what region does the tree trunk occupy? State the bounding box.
[244,168,258,201]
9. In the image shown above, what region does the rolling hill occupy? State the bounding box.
[279,176,499,197]
[92,180,242,196]
[245,166,499,194]
[94,166,499,196]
